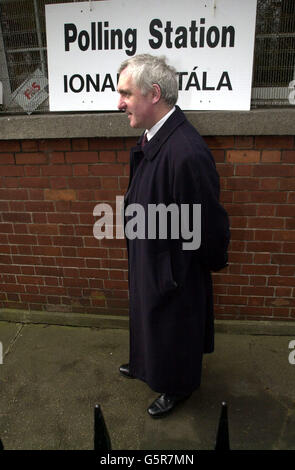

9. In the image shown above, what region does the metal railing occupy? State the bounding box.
[252,0,295,107]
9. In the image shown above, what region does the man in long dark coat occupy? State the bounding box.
[117,54,230,418]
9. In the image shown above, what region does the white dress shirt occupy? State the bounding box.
[145,106,176,142]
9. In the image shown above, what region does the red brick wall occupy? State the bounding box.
[0,135,294,321]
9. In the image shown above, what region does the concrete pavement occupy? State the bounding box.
[0,320,295,450]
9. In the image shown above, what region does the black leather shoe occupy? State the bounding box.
[119,363,135,379]
[147,393,191,418]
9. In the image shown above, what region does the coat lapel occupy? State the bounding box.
[144,106,186,161]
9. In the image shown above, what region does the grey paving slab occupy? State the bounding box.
[0,322,294,451]
[0,323,132,450]
[0,322,23,362]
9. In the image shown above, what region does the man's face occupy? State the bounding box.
[117,67,154,129]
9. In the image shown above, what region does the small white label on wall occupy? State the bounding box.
[13,69,48,114]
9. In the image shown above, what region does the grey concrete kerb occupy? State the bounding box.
[0,308,295,336]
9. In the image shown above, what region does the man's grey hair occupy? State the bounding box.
[118,54,178,107]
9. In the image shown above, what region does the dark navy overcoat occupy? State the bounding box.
[124,106,230,394]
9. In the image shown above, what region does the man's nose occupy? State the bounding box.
[117,95,125,111]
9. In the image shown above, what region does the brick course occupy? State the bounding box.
[0,135,294,321]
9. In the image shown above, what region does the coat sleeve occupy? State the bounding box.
[171,137,230,274]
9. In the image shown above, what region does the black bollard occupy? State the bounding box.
[0,438,4,450]
[215,401,230,450]
[94,404,112,451]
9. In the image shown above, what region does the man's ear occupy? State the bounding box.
[151,84,161,104]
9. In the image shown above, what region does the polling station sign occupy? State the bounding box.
[45,0,257,111]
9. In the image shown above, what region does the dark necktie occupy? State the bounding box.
[141,132,148,148]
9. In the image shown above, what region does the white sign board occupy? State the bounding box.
[45,0,257,111]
